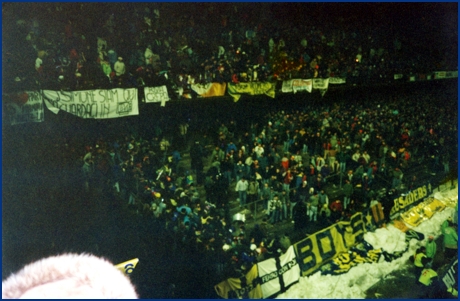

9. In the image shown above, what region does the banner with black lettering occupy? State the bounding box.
[293,212,365,277]
[3,91,44,125]
[227,82,275,102]
[257,246,300,299]
[214,264,262,299]
[43,89,139,119]
[281,79,313,94]
[191,82,227,98]
[399,197,446,227]
[143,86,170,106]
[389,183,432,218]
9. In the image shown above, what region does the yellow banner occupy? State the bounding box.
[400,198,446,227]
[227,82,275,102]
[392,219,410,232]
[293,212,365,276]
[191,82,227,98]
[114,258,139,275]
[390,184,432,216]
[214,264,263,299]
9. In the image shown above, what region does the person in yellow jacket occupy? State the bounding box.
[413,246,427,283]
[417,257,440,298]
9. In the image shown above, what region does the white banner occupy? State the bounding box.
[434,71,458,79]
[282,79,313,94]
[43,89,139,119]
[4,91,44,125]
[281,80,294,93]
[394,74,403,80]
[328,77,346,84]
[258,246,300,299]
[312,78,329,90]
[144,86,170,106]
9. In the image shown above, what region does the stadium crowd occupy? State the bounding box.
[3,3,454,94]
[3,2,457,282]
[67,86,456,278]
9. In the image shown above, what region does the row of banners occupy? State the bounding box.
[214,184,453,299]
[394,70,458,81]
[1,78,335,125]
[214,212,365,299]
[3,70,456,125]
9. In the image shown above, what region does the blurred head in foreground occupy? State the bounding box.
[2,253,138,299]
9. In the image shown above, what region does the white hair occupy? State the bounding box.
[2,253,138,299]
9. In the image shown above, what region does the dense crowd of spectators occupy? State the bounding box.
[49,86,455,279]
[3,3,455,95]
[3,3,457,282]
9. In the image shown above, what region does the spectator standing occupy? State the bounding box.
[307,191,319,222]
[318,189,329,209]
[268,194,281,224]
[113,56,126,81]
[247,178,259,206]
[337,150,350,175]
[391,167,403,189]
[234,160,246,183]
[279,190,288,221]
[417,258,441,298]
[190,141,204,185]
[441,218,458,260]
[319,203,331,227]
[81,158,94,193]
[320,163,331,184]
[235,177,249,208]
[425,236,436,268]
[293,199,307,231]
[289,188,300,220]
[413,246,427,283]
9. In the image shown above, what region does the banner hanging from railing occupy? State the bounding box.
[191,82,227,98]
[3,91,44,125]
[328,77,346,84]
[293,212,365,277]
[312,78,329,90]
[281,79,313,94]
[389,183,432,219]
[433,71,458,79]
[143,86,170,106]
[258,245,300,299]
[43,88,139,119]
[312,78,329,97]
[227,82,275,102]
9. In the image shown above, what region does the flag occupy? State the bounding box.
[191,82,227,97]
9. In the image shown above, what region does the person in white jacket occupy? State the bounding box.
[113,57,126,77]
